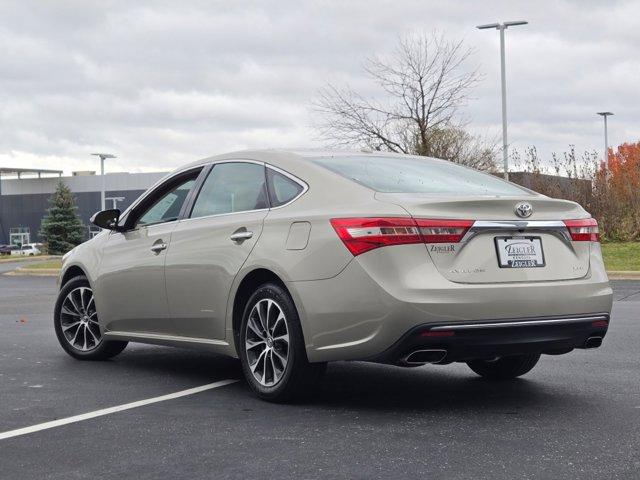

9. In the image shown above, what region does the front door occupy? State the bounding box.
[94,171,200,334]
[165,161,269,340]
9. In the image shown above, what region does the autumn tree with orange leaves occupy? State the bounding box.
[593,141,640,241]
[511,141,640,241]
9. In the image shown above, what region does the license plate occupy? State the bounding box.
[494,236,545,268]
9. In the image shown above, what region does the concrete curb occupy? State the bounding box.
[0,255,61,264]
[607,271,640,280]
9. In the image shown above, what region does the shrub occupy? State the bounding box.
[510,142,640,241]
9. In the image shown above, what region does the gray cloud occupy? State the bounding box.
[0,0,637,173]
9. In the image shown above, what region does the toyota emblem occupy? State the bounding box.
[515,202,533,218]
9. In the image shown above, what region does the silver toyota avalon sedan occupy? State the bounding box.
[55,150,613,401]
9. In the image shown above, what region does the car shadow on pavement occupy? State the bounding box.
[57,345,244,385]
[306,360,586,413]
[68,346,586,414]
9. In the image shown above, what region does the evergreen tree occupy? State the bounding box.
[39,181,87,254]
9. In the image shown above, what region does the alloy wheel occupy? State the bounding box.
[59,286,102,352]
[245,298,290,387]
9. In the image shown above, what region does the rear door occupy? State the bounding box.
[164,161,269,340]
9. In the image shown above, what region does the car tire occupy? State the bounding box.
[239,282,326,402]
[466,354,540,380]
[54,275,128,360]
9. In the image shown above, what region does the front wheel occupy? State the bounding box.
[54,275,128,360]
[239,283,326,402]
[467,354,541,380]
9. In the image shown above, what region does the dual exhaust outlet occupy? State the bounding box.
[402,349,448,365]
[402,336,603,366]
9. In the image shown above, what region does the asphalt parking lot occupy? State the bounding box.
[1,275,639,479]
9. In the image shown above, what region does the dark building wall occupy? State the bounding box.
[508,172,592,192]
[0,189,146,244]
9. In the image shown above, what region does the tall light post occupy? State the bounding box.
[596,112,613,170]
[477,20,528,181]
[91,153,116,211]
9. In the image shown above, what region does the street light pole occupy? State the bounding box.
[91,153,116,211]
[499,25,508,181]
[477,20,528,181]
[597,112,613,170]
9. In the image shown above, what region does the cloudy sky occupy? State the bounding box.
[0,0,637,174]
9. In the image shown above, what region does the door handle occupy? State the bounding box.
[230,231,254,242]
[150,243,167,254]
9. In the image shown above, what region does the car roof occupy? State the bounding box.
[160,148,466,198]
[175,148,447,174]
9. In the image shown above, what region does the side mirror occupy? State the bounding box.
[90,209,123,232]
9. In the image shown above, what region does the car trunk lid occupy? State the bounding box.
[375,193,592,284]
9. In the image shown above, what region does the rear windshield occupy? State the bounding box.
[313,155,531,196]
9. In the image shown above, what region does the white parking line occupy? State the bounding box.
[0,379,239,441]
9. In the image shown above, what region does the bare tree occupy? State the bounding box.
[314,32,496,170]
[423,126,498,171]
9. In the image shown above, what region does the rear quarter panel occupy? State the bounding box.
[223,161,410,353]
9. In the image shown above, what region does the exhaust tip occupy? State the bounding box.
[584,336,603,349]
[403,349,447,365]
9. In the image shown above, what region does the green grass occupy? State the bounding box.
[21,259,63,270]
[0,254,46,263]
[601,242,640,271]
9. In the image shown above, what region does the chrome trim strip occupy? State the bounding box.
[176,208,269,224]
[471,220,568,229]
[430,314,609,331]
[460,219,574,251]
[104,331,229,346]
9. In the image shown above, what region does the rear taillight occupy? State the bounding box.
[564,218,600,242]
[330,217,421,256]
[415,219,473,243]
[330,217,473,256]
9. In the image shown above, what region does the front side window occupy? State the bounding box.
[191,162,268,218]
[267,168,304,207]
[313,155,532,196]
[135,176,197,227]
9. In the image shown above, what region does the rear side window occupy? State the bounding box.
[313,155,531,196]
[267,168,304,207]
[191,162,268,218]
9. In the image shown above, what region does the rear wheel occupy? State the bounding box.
[239,283,326,402]
[54,276,127,360]
[467,354,540,380]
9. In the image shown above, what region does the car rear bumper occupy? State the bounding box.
[289,244,613,363]
[364,313,610,365]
